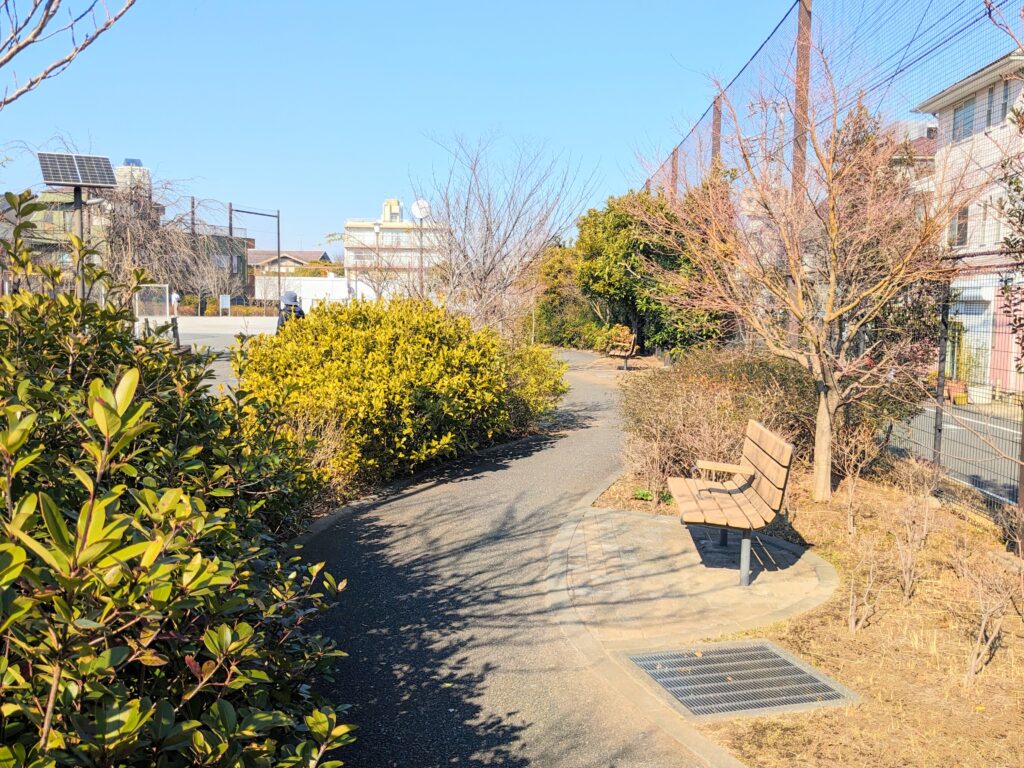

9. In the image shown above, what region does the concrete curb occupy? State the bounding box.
[545,476,842,768]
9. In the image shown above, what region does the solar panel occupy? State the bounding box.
[74,155,116,187]
[38,153,80,186]
[37,152,117,188]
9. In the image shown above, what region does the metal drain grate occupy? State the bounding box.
[630,641,856,718]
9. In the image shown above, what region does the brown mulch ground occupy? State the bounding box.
[598,469,1024,768]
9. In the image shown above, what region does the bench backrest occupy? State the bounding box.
[737,420,794,516]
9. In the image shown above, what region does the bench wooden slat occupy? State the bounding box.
[741,438,789,490]
[669,477,765,529]
[745,421,793,465]
[722,479,776,526]
[668,477,728,526]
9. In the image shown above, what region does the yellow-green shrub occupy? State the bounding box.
[239,299,567,488]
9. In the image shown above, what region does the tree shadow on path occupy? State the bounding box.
[301,422,600,767]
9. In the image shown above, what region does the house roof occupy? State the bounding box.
[908,134,936,159]
[247,249,331,266]
[914,49,1024,114]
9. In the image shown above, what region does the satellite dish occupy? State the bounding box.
[411,199,431,221]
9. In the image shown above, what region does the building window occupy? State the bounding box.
[1002,79,1011,121]
[952,97,975,141]
[987,85,995,127]
[948,206,969,247]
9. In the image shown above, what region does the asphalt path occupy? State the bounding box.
[177,330,240,388]
[301,350,705,768]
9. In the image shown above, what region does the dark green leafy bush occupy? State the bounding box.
[0,192,351,767]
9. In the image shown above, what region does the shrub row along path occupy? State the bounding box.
[302,350,821,767]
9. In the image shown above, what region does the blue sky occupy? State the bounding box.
[0,1,787,251]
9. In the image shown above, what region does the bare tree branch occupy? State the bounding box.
[423,135,593,334]
[0,0,137,111]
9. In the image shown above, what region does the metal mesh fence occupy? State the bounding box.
[891,265,1024,506]
[643,0,1024,507]
[134,284,169,319]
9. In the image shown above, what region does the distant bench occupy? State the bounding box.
[668,420,795,586]
[605,329,637,370]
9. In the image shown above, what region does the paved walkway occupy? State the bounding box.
[300,350,836,767]
[566,510,835,650]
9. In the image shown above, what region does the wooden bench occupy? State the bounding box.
[943,380,967,404]
[606,329,637,370]
[667,420,794,586]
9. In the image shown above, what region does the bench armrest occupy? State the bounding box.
[696,460,752,476]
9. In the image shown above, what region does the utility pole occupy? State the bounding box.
[276,209,281,306]
[787,0,812,346]
[669,146,679,201]
[712,94,723,164]
[791,0,812,193]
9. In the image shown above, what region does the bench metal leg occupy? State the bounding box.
[739,529,752,587]
[718,528,728,547]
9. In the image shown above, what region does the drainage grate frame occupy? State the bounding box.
[630,640,857,719]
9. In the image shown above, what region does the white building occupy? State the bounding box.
[342,199,443,295]
[914,49,1024,398]
[253,274,376,314]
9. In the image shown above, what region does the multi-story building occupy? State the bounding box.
[914,50,1024,398]
[342,199,444,296]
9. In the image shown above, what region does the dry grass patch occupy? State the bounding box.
[701,471,1024,768]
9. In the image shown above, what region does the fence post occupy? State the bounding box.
[933,283,950,475]
[1016,404,1024,507]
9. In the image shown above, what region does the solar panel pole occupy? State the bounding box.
[73,185,85,298]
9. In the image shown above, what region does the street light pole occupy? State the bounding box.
[232,204,282,314]
[276,209,281,306]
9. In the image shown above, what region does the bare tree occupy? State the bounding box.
[0,0,137,110]
[847,534,885,634]
[961,553,1019,684]
[832,419,886,535]
[632,55,972,501]
[425,135,591,333]
[101,178,241,307]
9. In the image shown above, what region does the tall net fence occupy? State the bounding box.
[644,0,1024,508]
[647,1,1024,197]
[134,284,169,318]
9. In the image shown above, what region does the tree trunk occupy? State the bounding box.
[812,382,837,502]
